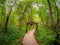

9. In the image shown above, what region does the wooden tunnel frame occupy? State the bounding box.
[26,22,38,33]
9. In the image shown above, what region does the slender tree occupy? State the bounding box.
[53,0,59,29]
[2,1,16,33]
[19,1,33,30]
[52,0,59,45]
[47,0,54,30]
[47,0,59,45]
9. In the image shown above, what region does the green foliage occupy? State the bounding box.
[0,26,26,45]
[0,0,60,45]
[35,26,56,45]
[57,25,60,45]
[27,25,34,31]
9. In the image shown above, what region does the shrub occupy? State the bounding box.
[35,26,56,45]
[0,26,26,45]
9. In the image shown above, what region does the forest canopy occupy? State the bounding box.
[0,0,60,45]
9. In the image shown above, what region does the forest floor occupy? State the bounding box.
[22,29,38,45]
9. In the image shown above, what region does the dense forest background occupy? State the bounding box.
[0,0,60,45]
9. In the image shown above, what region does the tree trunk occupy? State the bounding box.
[52,0,59,45]
[53,0,59,29]
[47,0,54,30]
[2,7,12,33]
[2,2,15,33]
[5,8,12,29]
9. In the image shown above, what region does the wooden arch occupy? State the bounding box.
[26,21,38,33]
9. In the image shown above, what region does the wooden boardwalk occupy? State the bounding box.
[22,29,38,45]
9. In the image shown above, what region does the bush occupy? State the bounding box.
[35,26,56,45]
[57,25,60,45]
[0,26,26,45]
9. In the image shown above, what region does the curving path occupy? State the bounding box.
[22,29,38,45]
